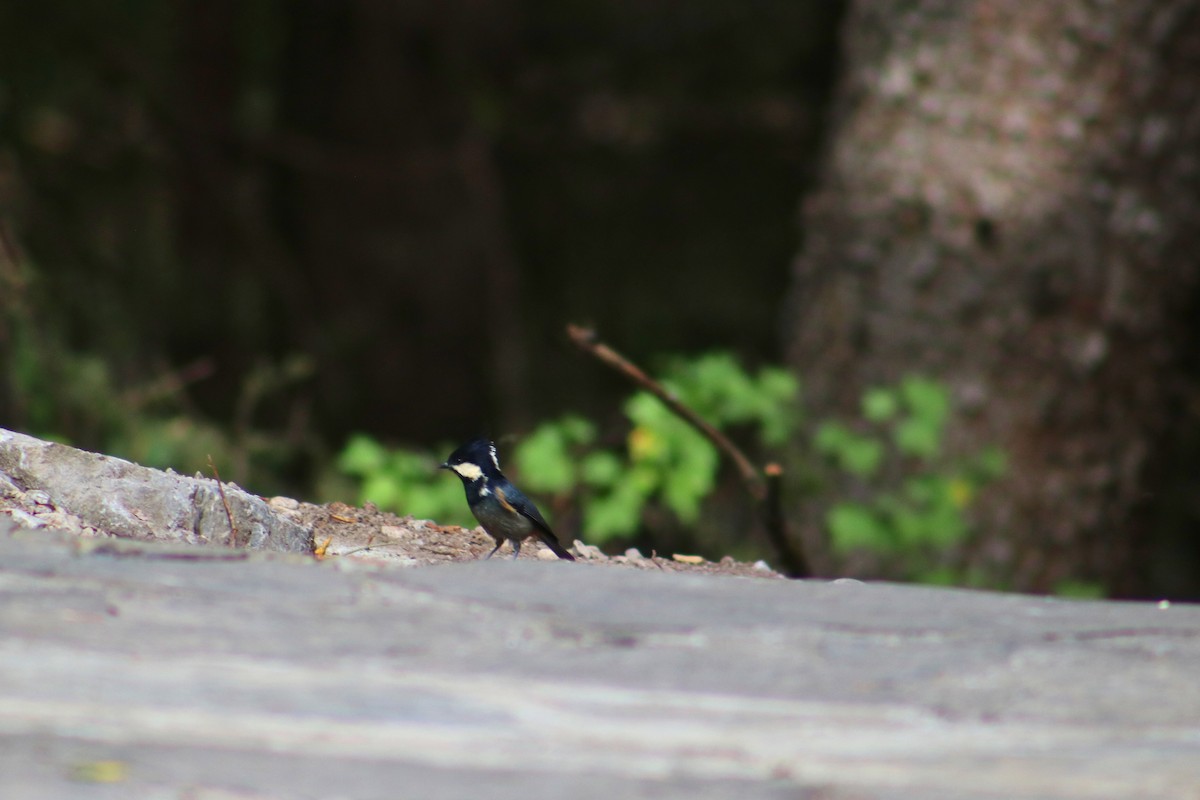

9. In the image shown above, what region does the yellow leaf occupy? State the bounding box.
[70,761,128,784]
[628,426,663,460]
[949,478,973,509]
[314,536,333,558]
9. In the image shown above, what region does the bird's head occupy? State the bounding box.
[440,437,501,483]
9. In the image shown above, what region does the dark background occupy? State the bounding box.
[0,0,840,442]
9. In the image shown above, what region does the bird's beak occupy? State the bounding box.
[439,462,450,471]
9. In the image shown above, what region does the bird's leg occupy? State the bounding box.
[511,538,521,560]
[484,539,504,560]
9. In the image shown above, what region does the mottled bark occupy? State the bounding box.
[786,1,1200,594]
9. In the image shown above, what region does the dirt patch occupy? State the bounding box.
[268,497,783,579]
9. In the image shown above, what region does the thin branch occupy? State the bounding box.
[567,324,765,499]
[121,358,215,410]
[565,324,811,578]
[763,462,811,577]
[207,455,240,547]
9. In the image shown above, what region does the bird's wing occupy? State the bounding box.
[495,484,554,534]
[496,484,575,561]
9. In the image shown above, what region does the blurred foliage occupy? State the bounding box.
[336,353,1007,586]
[337,434,473,527]
[814,377,1008,584]
[333,353,798,535]
[3,287,316,495]
[1053,579,1108,600]
[514,353,799,539]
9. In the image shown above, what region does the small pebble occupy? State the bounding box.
[572,541,606,560]
[7,509,46,529]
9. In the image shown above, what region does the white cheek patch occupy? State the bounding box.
[488,444,500,471]
[451,462,484,481]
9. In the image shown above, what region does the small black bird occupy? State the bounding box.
[440,438,575,561]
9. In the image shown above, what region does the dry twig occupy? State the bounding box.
[207,455,240,547]
[566,324,811,578]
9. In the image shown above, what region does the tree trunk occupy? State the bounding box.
[786,1,1200,595]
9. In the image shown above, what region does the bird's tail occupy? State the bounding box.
[541,534,576,561]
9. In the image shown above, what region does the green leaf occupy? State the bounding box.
[894,417,941,459]
[923,504,969,547]
[815,422,882,477]
[580,450,623,487]
[337,434,389,475]
[891,507,928,547]
[387,448,435,480]
[900,376,949,429]
[621,384,727,525]
[584,478,649,541]
[624,393,674,459]
[814,422,852,454]
[918,566,963,586]
[827,503,889,553]
[839,437,884,478]
[557,414,597,445]
[662,353,799,444]
[514,419,587,493]
[360,474,400,509]
[861,387,899,423]
[972,445,1008,480]
[661,430,718,522]
[902,475,940,505]
[756,368,800,444]
[758,367,800,404]
[404,478,473,526]
[628,462,660,495]
[1054,580,1107,599]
